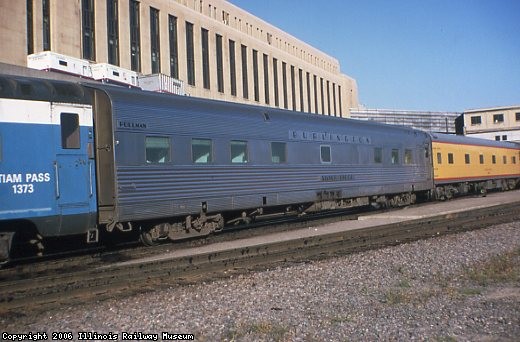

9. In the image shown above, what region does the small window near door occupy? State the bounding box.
[391,149,399,164]
[61,113,80,149]
[404,149,413,164]
[374,147,382,164]
[320,145,331,163]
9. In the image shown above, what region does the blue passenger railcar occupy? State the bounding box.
[90,85,434,244]
[0,76,97,259]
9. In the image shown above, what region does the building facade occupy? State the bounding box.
[350,108,461,134]
[457,106,520,143]
[0,0,358,116]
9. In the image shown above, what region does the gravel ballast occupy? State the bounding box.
[1,221,519,341]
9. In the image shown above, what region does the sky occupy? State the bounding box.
[227,0,520,112]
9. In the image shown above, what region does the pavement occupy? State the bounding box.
[104,189,520,268]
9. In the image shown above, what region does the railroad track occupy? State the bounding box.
[0,199,519,316]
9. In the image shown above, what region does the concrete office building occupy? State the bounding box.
[0,0,358,116]
[456,106,520,143]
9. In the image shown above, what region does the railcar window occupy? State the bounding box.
[391,149,399,165]
[145,136,170,163]
[404,149,413,164]
[374,147,382,164]
[320,145,331,163]
[61,113,80,149]
[230,140,248,163]
[479,154,484,164]
[192,139,212,163]
[503,156,507,164]
[492,155,496,164]
[513,156,517,164]
[437,152,442,164]
[465,154,470,164]
[448,153,454,164]
[271,142,286,163]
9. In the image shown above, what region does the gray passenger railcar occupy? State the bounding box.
[89,85,434,244]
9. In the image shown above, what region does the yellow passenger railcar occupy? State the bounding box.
[431,133,520,199]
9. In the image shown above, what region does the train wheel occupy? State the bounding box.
[139,229,157,246]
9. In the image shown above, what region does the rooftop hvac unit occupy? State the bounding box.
[138,73,185,96]
[27,51,93,78]
[91,63,139,88]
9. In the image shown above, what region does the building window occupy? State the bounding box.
[241,44,248,99]
[186,22,195,85]
[332,83,337,116]
[326,80,331,116]
[306,72,311,113]
[271,142,286,163]
[493,114,504,123]
[42,0,51,51]
[82,0,95,60]
[374,147,382,164]
[290,65,296,111]
[263,54,269,105]
[470,116,481,125]
[338,85,343,116]
[479,154,484,164]
[168,15,179,78]
[27,0,34,54]
[107,0,119,66]
[405,149,413,164]
[282,62,288,109]
[61,113,80,149]
[129,0,140,72]
[273,58,279,107]
[252,50,259,101]
[216,34,224,93]
[437,152,442,164]
[150,7,160,73]
[298,69,304,112]
[192,139,212,164]
[145,136,170,164]
[230,140,248,163]
[229,39,236,96]
[314,75,318,114]
[465,154,470,164]
[201,28,210,89]
[320,77,325,114]
[320,145,331,163]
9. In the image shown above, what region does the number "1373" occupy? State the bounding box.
[12,184,34,194]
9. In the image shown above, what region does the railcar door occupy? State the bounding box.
[52,104,97,236]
